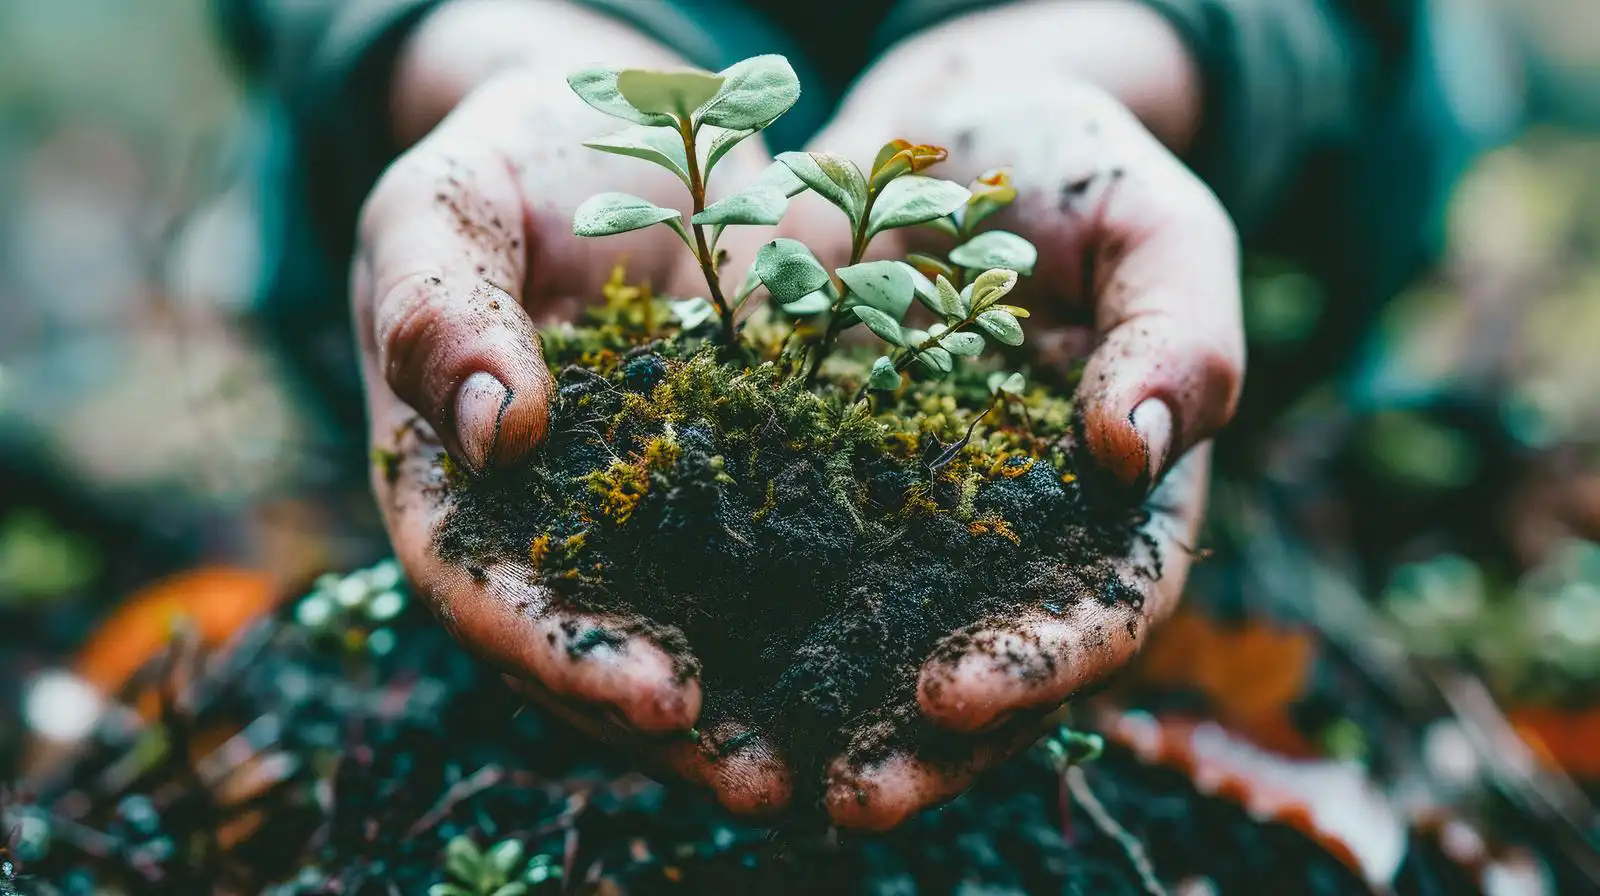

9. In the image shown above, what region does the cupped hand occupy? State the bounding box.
[785,29,1244,829]
[355,3,793,817]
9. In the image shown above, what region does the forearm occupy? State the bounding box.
[831,0,1203,162]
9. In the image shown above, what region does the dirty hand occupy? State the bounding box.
[354,0,789,814]
[785,0,1246,829]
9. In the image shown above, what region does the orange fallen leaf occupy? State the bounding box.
[1510,706,1600,780]
[1130,611,1318,752]
[74,566,281,694]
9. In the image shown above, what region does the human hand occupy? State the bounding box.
[354,0,792,815]
[775,0,1245,829]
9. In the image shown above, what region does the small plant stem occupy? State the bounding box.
[678,119,735,345]
[1066,766,1167,896]
[805,195,878,386]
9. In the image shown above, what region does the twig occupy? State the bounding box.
[1066,766,1166,896]
[404,765,506,840]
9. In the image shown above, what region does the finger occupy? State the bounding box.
[356,81,555,474]
[918,444,1210,733]
[1063,119,1243,488]
[653,718,795,817]
[507,677,792,817]
[825,709,1061,831]
[358,313,699,733]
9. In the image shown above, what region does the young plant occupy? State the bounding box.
[568,54,1041,398]
[567,56,803,343]
[431,835,561,896]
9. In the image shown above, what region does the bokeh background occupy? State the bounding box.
[4,0,1600,892]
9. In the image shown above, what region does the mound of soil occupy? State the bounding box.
[436,307,1152,792]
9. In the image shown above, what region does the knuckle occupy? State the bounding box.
[375,271,453,401]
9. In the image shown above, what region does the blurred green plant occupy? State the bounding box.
[431,836,561,896]
[0,509,99,604]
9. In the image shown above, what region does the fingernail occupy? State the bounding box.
[454,371,509,474]
[1131,398,1173,483]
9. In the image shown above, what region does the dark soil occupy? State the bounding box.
[4,596,1461,894]
[435,308,1152,796]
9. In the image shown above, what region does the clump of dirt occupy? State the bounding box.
[436,301,1152,794]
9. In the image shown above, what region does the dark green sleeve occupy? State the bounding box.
[214,0,445,266]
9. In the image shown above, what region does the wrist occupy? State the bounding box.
[842,0,1202,154]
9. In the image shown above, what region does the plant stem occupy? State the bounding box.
[805,193,878,386]
[679,119,734,345]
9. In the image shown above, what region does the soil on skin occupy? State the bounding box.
[435,303,1152,795]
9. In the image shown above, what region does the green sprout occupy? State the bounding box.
[568,54,1038,402]
[431,836,562,896]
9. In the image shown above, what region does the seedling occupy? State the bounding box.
[567,54,1039,398]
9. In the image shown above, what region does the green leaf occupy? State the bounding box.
[697,55,801,129]
[914,346,954,375]
[939,329,986,356]
[751,159,808,197]
[523,855,562,884]
[836,260,912,320]
[582,126,690,184]
[989,371,1026,395]
[692,187,787,226]
[429,885,475,896]
[963,167,1018,232]
[616,68,725,118]
[902,327,930,348]
[573,193,681,237]
[754,238,830,303]
[976,308,1024,345]
[996,303,1030,318]
[900,263,942,316]
[905,251,954,281]
[949,230,1037,275]
[868,356,902,391]
[670,297,715,330]
[444,836,482,885]
[490,885,530,896]
[852,305,905,346]
[567,68,675,126]
[777,151,867,224]
[934,275,966,320]
[866,176,970,235]
[488,841,526,879]
[703,126,755,174]
[968,268,1020,311]
[781,289,832,316]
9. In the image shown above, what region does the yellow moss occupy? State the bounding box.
[643,426,682,473]
[585,461,650,525]
[370,446,400,483]
[988,454,1037,479]
[438,452,467,487]
[529,533,552,570]
[751,480,777,522]
[968,513,1021,545]
[899,483,941,521]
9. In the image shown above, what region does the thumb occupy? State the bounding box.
[355,139,553,473]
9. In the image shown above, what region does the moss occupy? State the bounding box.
[436,282,1149,803]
